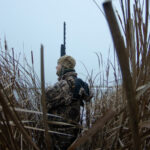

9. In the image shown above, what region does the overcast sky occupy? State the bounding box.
[0,0,121,85]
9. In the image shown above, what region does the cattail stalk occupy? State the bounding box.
[41,44,52,150]
[103,1,140,150]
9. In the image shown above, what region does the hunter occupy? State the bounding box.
[46,55,91,150]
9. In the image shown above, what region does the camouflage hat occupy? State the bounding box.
[57,55,76,69]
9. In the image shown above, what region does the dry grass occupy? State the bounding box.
[0,0,150,149]
[83,0,150,149]
[0,41,45,150]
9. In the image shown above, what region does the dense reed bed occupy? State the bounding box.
[0,0,150,149]
[81,0,150,149]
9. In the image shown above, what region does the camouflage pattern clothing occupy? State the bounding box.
[46,69,90,150]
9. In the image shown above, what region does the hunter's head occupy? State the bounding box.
[56,55,76,76]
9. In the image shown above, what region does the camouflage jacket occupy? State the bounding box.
[46,69,90,123]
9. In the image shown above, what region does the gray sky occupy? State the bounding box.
[0,0,120,84]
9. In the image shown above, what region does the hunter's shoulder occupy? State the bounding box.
[46,80,68,91]
[57,79,69,87]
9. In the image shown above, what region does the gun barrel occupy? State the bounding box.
[60,22,66,57]
[64,22,66,49]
